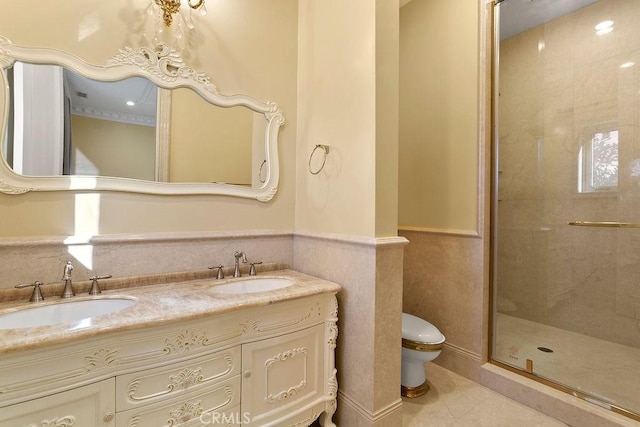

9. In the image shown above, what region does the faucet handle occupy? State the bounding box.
[249,261,262,276]
[15,281,46,302]
[234,251,248,263]
[62,261,74,280]
[209,265,225,279]
[89,275,112,295]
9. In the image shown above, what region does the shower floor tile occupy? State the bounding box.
[494,313,640,414]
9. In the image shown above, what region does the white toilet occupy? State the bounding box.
[401,312,445,397]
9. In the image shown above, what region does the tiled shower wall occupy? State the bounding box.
[497,0,640,348]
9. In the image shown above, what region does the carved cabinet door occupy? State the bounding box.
[0,378,115,427]
[241,324,324,426]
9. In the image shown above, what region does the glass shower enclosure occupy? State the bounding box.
[491,0,640,420]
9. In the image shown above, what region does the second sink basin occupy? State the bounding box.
[0,298,136,330]
[210,277,295,294]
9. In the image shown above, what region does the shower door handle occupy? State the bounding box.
[567,221,640,228]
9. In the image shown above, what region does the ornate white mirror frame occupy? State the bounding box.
[0,37,284,201]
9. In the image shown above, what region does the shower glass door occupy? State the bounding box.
[492,0,640,419]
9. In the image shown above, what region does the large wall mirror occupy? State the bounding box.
[0,37,284,201]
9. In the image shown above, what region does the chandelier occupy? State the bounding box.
[154,0,207,27]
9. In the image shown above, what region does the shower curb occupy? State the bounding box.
[480,363,639,427]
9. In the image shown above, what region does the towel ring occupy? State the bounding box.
[258,160,267,183]
[309,144,330,175]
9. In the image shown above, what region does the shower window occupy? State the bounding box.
[578,128,618,193]
[492,0,640,422]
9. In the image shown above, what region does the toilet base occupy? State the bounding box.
[401,380,430,398]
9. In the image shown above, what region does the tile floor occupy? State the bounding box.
[312,362,568,426]
[402,363,568,426]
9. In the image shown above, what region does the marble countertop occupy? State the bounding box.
[0,269,341,355]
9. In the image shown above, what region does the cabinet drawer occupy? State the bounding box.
[116,346,240,411]
[0,378,115,427]
[240,295,325,342]
[116,376,240,427]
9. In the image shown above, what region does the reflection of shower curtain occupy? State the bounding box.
[62,93,72,175]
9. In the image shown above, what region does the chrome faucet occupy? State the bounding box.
[61,261,75,298]
[233,251,247,278]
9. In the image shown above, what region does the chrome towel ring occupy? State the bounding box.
[309,144,330,175]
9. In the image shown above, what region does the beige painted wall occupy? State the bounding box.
[296,0,399,238]
[296,0,376,237]
[71,115,155,180]
[398,0,479,233]
[376,0,401,237]
[0,0,297,237]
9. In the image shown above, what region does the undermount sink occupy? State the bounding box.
[0,298,136,330]
[210,277,295,294]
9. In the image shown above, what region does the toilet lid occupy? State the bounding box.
[402,313,445,344]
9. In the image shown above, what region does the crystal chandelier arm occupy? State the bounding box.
[155,0,205,27]
[155,0,181,27]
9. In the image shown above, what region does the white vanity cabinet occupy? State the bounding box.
[0,291,338,427]
[0,378,116,426]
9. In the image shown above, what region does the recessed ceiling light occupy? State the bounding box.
[595,20,614,35]
[595,20,613,31]
[538,40,545,52]
[620,62,635,69]
[126,101,135,106]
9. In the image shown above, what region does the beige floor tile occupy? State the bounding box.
[402,363,567,427]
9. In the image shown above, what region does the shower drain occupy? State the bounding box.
[537,346,554,353]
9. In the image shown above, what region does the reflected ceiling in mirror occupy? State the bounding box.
[0,36,284,201]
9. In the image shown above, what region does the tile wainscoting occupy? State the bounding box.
[0,231,294,293]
